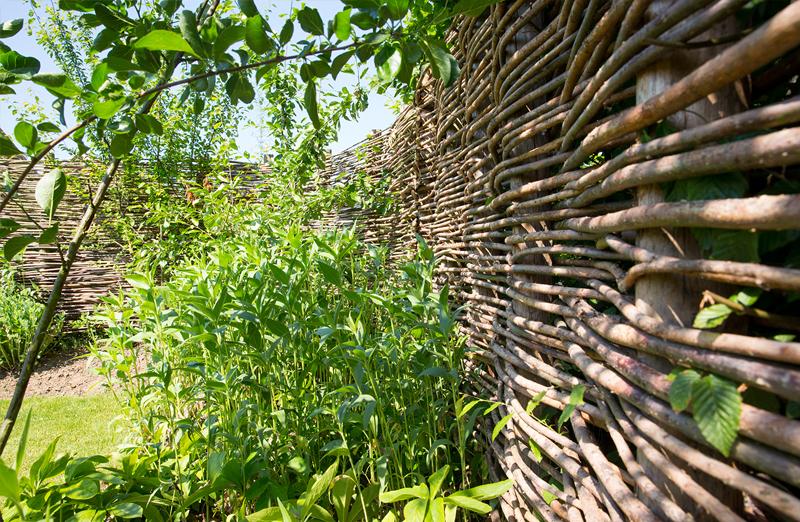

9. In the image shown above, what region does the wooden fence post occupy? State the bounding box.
[634,1,744,517]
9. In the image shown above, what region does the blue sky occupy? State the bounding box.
[0,0,396,156]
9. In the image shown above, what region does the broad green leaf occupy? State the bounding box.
[422,38,458,87]
[15,410,32,472]
[386,0,409,20]
[0,459,19,501]
[14,121,37,149]
[179,10,205,56]
[92,98,125,119]
[0,218,20,238]
[94,4,134,30]
[381,510,399,522]
[108,503,143,519]
[380,484,429,503]
[304,80,320,130]
[297,7,324,35]
[32,73,81,99]
[430,497,446,522]
[331,473,356,521]
[135,114,163,135]
[110,132,135,158]
[246,507,282,522]
[541,489,557,505]
[61,478,100,500]
[668,369,700,412]
[279,20,294,45]
[351,10,377,30]
[557,384,585,428]
[0,132,22,156]
[125,274,151,291]
[35,167,66,219]
[246,16,272,54]
[134,30,198,56]
[403,498,427,522]
[691,374,741,456]
[334,9,352,41]
[317,259,341,285]
[731,288,760,307]
[0,19,23,38]
[491,413,512,441]
[443,494,492,515]
[38,223,59,244]
[692,304,731,329]
[375,46,402,82]
[428,465,449,499]
[456,479,513,500]
[0,51,40,76]
[5,235,36,260]
[301,461,338,519]
[37,121,61,133]
[237,0,260,17]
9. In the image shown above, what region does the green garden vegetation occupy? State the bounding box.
[0,0,513,519]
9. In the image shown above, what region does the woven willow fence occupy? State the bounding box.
[2,159,266,322]
[319,2,800,521]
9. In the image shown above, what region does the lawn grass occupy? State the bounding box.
[0,393,126,473]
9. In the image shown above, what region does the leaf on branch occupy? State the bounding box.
[0,51,40,77]
[110,132,135,158]
[4,234,37,261]
[133,30,198,57]
[334,9,352,41]
[179,10,205,57]
[297,7,324,35]
[0,218,20,239]
[0,19,23,38]
[35,167,66,219]
[14,121,37,150]
[557,384,585,429]
[237,0,260,17]
[279,20,294,45]
[692,303,732,329]
[38,224,59,244]
[375,45,402,83]
[246,16,272,54]
[421,38,459,87]
[386,0,409,20]
[92,98,126,120]
[0,132,22,157]
[451,0,499,17]
[32,73,81,99]
[304,81,320,130]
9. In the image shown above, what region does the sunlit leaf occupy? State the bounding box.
[691,374,741,456]
[0,19,23,38]
[35,167,66,219]
[133,29,198,56]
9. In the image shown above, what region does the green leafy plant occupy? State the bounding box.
[668,369,742,456]
[0,265,63,369]
[379,465,512,521]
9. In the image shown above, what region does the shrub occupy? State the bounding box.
[0,265,63,370]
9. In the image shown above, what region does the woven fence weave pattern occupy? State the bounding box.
[320,2,800,521]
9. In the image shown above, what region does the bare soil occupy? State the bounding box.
[0,349,107,399]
